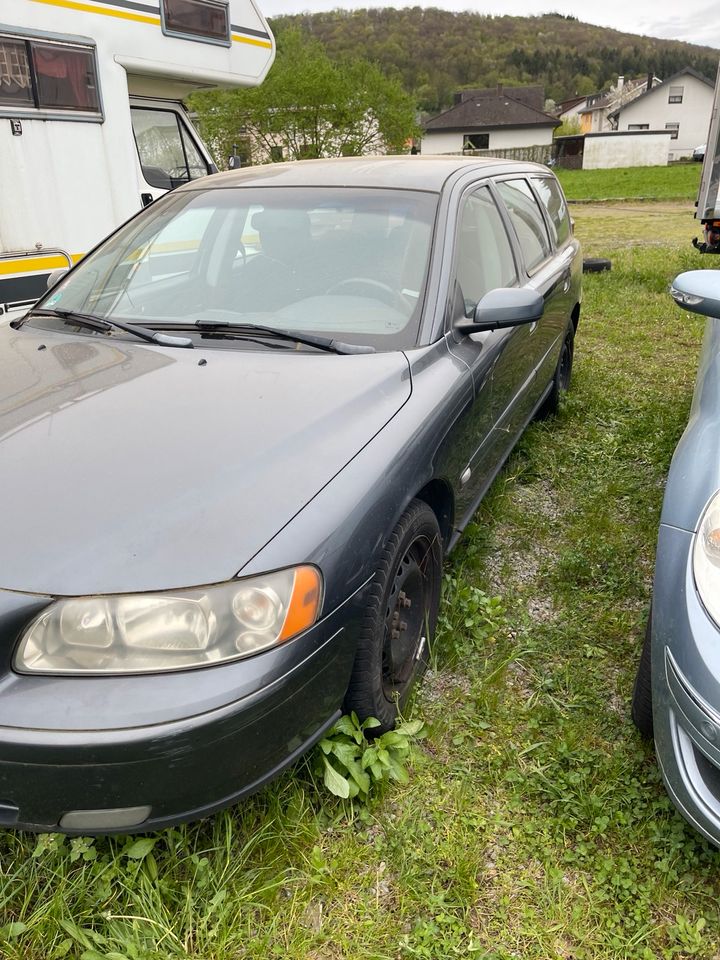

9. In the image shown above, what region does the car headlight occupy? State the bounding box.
[694,492,720,627]
[14,566,322,675]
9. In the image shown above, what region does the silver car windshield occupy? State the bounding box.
[34,186,438,351]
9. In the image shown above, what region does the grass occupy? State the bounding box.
[556,162,701,201]
[3,202,720,959]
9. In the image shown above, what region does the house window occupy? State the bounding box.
[161,0,230,45]
[463,133,489,151]
[668,85,684,104]
[270,146,284,163]
[628,124,650,131]
[0,35,100,114]
[665,123,680,140]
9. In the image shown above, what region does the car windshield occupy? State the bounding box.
[32,186,438,352]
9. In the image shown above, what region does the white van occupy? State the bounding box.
[0,0,275,321]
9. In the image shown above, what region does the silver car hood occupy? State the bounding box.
[0,324,410,595]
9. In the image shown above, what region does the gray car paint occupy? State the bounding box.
[0,323,410,595]
[0,156,582,831]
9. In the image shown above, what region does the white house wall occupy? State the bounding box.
[488,127,554,148]
[421,126,553,154]
[420,131,464,154]
[583,132,672,169]
[616,76,714,160]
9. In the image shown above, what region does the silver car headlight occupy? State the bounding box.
[694,492,720,627]
[14,566,322,675]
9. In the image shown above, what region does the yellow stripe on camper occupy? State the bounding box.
[231,33,272,49]
[0,254,83,276]
[31,0,160,26]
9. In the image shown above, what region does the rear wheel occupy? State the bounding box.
[345,499,443,731]
[537,324,574,420]
[631,608,654,739]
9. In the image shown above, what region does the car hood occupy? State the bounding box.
[0,324,411,595]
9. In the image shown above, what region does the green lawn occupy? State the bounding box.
[3,212,720,960]
[556,162,702,202]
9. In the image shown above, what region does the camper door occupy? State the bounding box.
[130,97,217,206]
[697,64,720,221]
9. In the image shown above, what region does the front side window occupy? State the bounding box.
[162,0,230,44]
[32,187,439,352]
[531,176,571,248]
[131,107,210,189]
[450,186,516,320]
[0,36,99,114]
[668,85,684,104]
[496,179,551,273]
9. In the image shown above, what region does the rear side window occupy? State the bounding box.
[451,186,517,320]
[531,176,571,248]
[496,179,551,273]
[0,35,100,114]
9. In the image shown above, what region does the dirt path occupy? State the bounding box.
[571,200,699,257]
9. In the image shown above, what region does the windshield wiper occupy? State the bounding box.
[19,308,194,348]
[193,319,375,355]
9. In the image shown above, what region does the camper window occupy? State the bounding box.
[161,0,230,45]
[0,35,100,115]
[132,107,210,189]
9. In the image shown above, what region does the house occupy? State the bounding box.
[555,94,587,126]
[421,85,559,155]
[609,67,715,160]
[578,75,662,134]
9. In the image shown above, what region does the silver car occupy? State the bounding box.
[633,269,720,845]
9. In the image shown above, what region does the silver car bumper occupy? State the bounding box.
[652,523,720,847]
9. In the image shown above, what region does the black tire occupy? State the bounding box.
[536,324,574,420]
[583,257,612,273]
[345,499,443,732]
[631,610,654,739]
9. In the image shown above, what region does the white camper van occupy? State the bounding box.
[694,63,720,253]
[0,0,275,320]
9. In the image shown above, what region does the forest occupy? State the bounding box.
[268,8,720,114]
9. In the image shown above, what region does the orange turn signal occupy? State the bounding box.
[278,566,322,641]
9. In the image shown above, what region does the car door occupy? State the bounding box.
[529,174,577,387]
[493,177,568,426]
[444,182,522,523]
[129,99,215,209]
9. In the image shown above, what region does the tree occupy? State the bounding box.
[189,29,419,167]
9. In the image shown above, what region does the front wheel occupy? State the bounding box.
[345,499,443,731]
[631,608,654,739]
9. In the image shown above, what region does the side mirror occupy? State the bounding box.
[671,270,720,319]
[455,287,544,334]
[47,268,68,290]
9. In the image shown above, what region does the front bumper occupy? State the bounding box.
[652,524,720,846]
[0,582,366,833]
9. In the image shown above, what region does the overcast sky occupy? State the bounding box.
[260,0,720,51]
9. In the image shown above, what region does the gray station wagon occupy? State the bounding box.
[0,156,581,832]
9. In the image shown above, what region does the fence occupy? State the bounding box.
[447,144,553,164]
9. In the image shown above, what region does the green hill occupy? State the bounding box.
[268,8,719,114]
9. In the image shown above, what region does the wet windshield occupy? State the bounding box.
[33,186,438,351]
